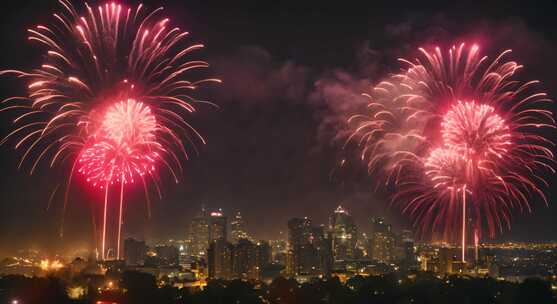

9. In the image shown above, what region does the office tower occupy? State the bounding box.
[207,238,233,279]
[287,218,332,277]
[285,249,295,277]
[155,245,180,266]
[232,238,257,279]
[310,225,333,277]
[401,230,416,265]
[230,211,250,243]
[255,240,271,268]
[189,206,209,257]
[329,206,358,260]
[287,217,312,276]
[209,209,228,242]
[123,238,147,266]
[254,241,272,279]
[369,217,395,263]
[371,232,395,263]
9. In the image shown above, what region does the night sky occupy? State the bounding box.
[0,0,556,257]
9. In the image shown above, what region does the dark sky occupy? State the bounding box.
[0,0,556,256]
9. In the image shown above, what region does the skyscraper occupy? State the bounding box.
[189,205,209,257]
[369,217,395,263]
[310,225,333,277]
[287,217,333,277]
[230,211,250,243]
[401,229,416,266]
[123,238,147,266]
[209,209,228,242]
[287,217,312,276]
[255,241,271,267]
[370,232,395,263]
[155,245,180,267]
[329,206,358,260]
[207,238,233,279]
[232,238,256,279]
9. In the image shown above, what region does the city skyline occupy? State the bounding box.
[0,1,556,303]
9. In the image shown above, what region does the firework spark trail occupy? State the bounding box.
[348,43,555,259]
[1,0,220,260]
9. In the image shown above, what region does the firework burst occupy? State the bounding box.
[78,99,159,187]
[1,0,219,260]
[348,43,554,258]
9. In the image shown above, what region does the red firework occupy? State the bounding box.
[78,99,159,187]
[1,1,219,260]
[349,43,555,261]
[441,101,511,163]
[77,99,161,260]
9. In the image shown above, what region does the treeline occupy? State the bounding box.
[0,272,555,304]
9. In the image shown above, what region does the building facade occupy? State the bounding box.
[230,211,250,243]
[209,209,228,242]
[188,206,209,257]
[123,238,147,266]
[329,206,358,260]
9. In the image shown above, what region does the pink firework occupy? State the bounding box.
[78,99,159,187]
[1,1,219,260]
[441,101,511,163]
[78,99,160,260]
[424,147,467,192]
[349,43,555,260]
[102,98,157,147]
[78,140,157,186]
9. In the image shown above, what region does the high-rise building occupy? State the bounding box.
[207,238,233,279]
[369,217,395,263]
[255,240,271,269]
[189,206,209,257]
[310,225,333,277]
[230,211,250,243]
[155,245,180,266]
[209,209,228,242]
[329,206,358,260]
[255,240,272,279]
[371,232,395,263]
[123,238,147,266]
[178,242,192,269]
[401,229,416,266]
[287,218,333,277]
[287,217,312,276]
[232,238,257,279]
